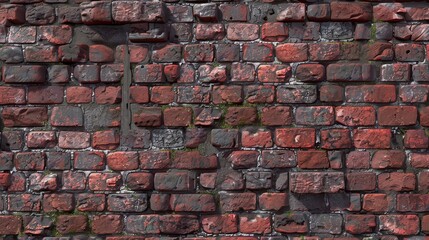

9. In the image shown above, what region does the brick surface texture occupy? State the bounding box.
[1,0,429,238]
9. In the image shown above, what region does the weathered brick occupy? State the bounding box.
[290,172,344,193]
[379,215,419,236]
[202,214,238,234]
[275,128,315,148]
[154,171,195,191]
[220,192,256,212]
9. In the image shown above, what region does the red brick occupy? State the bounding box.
[184,44,214,62]
[172,151,217,170]
[212,85,242,104]
[202,214,238,234]
[15,152,45,171]
[3,65,46,83]
[198,65,227,83]
[276,43,308,62]
[276,3,305,21]
[107,152,138,171]
[261,150,296,168]
[261,22,288,41]
[295,106,334,126]
[320,84,344,102]
[134,64,164,83]
[51,106,83,127]
[0,4,25,25]
[231,63,255,82]
[132,107,162,127]
[331,2,372,21]
[92,130,120,150]
[309,43,341,61]
[241,128,273,148]
[219,4,247,21]
[56,215,87,234]
[363,193,392,212]
[259,193,288,211]
[38,25,73,45]
[404,129,429,149]
[42,193,73,212]
[89,173,122,191]
[397,194,429,212]
[379,215,419,236]
[28,86,63,104]
[140,151,171,170]
[62,171,86,191]
[170,194,215,212]
[327,63,374,82]
[297,150,329,169]
[126,172,153,190]
[277,85,317,103]
[58,131,90,149]
[220,192,256,211]
[239,214,271,234]
[296,64,325,82]
[0,215,22,235]
[346,151,370,169]
[27,131,56,149]
[0,86,25,105]
[224,107,257,126]
[130,86,149,103]
[399,85,429,103]
[378,106,417,126]
[24,45,58,62]
[353,129,391,149]
[227,23,258,41]
[364,42,394,61]
[73,65,99,83]
[74,151,105,170]
[89,44,114,62]
[2,107,48,127]
[115,45,149,63]
[290,172,344,193]
[411,153,429,168]
[111,1,143,22]
[423,215,429,233]
[345,215,376,234]
[378,172,416,191]
[95,86,122,104]
[320,128,352,149]
[228,150,258,169]
[372,150,405,169]
[261,106,292,126]
[59,44,88,63]
[195,24,225,40]
[373,3,404,22]
[275,128,315,148]
[274,212,308,234]
[76,193,105,212]
[395,43,425,62]
[91,215,123,234]
[154,171,195,191]
[66,86,92,104]
[159,215,199,234]
[151,86,175,104]
[346,172,376,191]
[335,106,376,126]
[243,43,274,62]
[258,64,292,83]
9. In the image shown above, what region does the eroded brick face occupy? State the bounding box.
[0,0,427,238]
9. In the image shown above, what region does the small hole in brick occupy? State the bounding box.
[406,50,410,54]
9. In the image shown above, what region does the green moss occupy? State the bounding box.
[370,23,377,40]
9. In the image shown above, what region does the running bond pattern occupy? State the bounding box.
[0,0,429,239]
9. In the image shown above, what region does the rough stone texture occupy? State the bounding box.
[0,0,428,238]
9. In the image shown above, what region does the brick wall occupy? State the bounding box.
[0,0,429,238]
